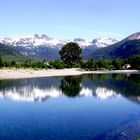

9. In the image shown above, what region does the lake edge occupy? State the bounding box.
[0,68,139,80]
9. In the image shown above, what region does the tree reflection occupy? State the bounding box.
[60,76,82,97]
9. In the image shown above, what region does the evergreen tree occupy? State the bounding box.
[0,56,3,68]
[129,55,140,70]
[112,59,123,70]
[86,59,94,69]
[59,42,82,67]
[11,61,16,67]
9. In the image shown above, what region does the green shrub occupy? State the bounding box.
[0,56,3,68]
[11,61,16,67]
[129,55,140,70]
[49,60,65,69]
[112,59,123,70]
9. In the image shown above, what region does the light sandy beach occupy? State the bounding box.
[0,68,139,80]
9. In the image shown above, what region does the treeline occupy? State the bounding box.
[81,55,140,70]
[80,59,124,70]
[0,55,140,70]
[0,57,65,69]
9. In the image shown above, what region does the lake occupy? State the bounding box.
[0,74,140,140]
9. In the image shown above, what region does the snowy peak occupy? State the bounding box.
[74,38,93,47]
[0,34,61,47]
[1,32,140,49]
[34,34,51,40]
[0,34,118,48]
[125,32,140,41]
[92,38,118,48]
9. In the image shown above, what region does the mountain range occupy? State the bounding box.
[92,32,140,60]
[0,32,140,60]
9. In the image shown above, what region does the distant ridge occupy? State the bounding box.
[125,32,140,41]
[91,32,140,60]
[0,43,20,56]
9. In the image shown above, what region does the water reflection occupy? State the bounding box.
[0,74,140,103]
[60,76,82,97]
[0,77,63,101]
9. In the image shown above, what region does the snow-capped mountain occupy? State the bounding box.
[92,38,118,48]
[91,32,140,60]
[0,34,117,48]
[125,32,140,41]
[0,34,62,47]
[0,34,118,60]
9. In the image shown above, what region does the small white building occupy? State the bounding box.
[123,64,131,70]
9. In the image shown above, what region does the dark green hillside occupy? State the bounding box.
[0,43,37,63]
[91,39,140,60]
[0,43,20,56]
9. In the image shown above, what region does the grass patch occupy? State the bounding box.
[2,55,39,63]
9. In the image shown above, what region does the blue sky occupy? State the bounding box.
[0,0,139,40]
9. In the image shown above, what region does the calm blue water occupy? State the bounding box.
[0,74,140,140]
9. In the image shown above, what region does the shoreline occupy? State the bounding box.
[0,68,139,80]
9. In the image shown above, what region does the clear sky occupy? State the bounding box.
[0,0,139,40]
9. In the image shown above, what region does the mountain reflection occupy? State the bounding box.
[0,74,140,103]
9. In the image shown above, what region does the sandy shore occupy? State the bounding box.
[0,68,139,80]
